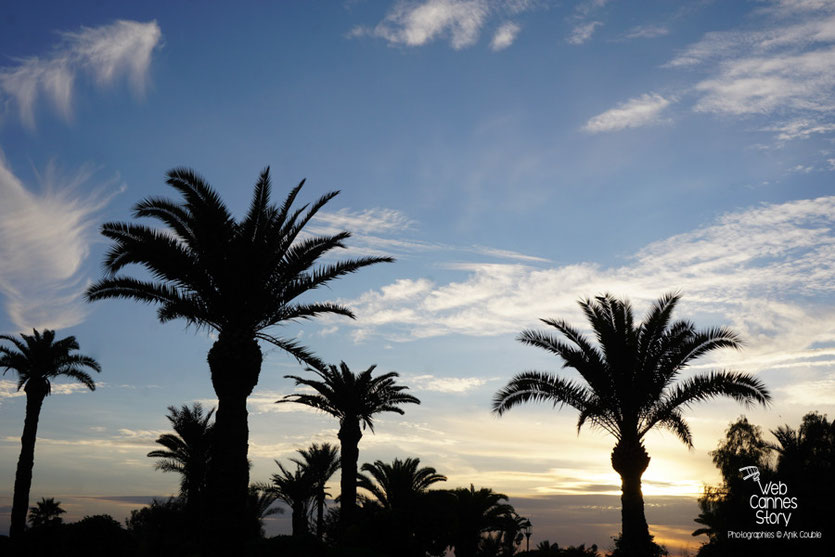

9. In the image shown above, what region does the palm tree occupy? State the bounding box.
[0,329,101,538]
[492,293,771,556]
[147,403,215,512]
[448,485,515,557]
[278,362,419,528]
[358,457,447,511]
[247,484,283,538]
[85,167,392,545]
[291,442,340,539]
[28,497,66,528]
[263,461,315,537]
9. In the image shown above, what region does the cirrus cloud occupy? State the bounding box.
[0,20,161,129]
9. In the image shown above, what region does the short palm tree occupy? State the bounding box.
[247,483,283,538]
[448,485,515,557]
[278,362,420,527]
[28,497,66,528]
[264,461,315,537]
[492,293,771,556]
[292,442,340,539]
[147,403,215,512]
[0,329,101,538]
[358,457,447,511]
[85,167,391,544]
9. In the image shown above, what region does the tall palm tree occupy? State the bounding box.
[264,461,315,537]
[492,293,771,557]
[448,485,515,557]
[278,362,420,527]
[291,442,340,539]
[85,167,391,545]
[358,457,447,511]
[0,329,101,538]
[147,403,215,512]
[27,497,66,528]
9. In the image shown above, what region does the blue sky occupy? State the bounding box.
[1,0,835,552]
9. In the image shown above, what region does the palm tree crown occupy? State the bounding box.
[280,362,420,431]
[86,167,392,366]
[492,293,770,557]
[1,329,100,395]
[493,293,770,445]
[1,329,101,539]
[358,457,447,511]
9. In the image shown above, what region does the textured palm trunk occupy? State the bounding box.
[611,438,652,557]
[10,382,48,538]
[337,419,362,529]
[291,502,309,537]
[206,332,262,554]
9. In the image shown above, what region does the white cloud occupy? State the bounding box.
[0,154,120,330]
[763,119,835,141]
[583,93,673,133]
[313,207,415,235]
[625,25,670,39]
[0,379,92,402]
[0,20,161,128]
[350,0,490,49]
[666,12,835,117]
[567,21,602,45]
[491,22,521,51]
[408,374,489,393]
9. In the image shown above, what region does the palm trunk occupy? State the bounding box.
[10,382,48,538]
[291,502,309,537]
[206,332,262,554]
[337,419,362,530]
[611,438,652,557]
[316,491,325,539]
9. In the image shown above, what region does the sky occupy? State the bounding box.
[1,0,835,553]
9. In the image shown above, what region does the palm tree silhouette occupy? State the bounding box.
[247,484,283,538]
[28,497,66,528]
[263,461,315,537]
[358,457,447,511]
[147,403,215,514]
[492,293,771,556]
[0,329,101,539]
[448,484,515,557]
[85,167,391,545]
[278,362,419,528]
[291,442,340,539]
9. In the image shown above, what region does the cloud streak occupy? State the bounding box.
[583,93,673,133]
[0,20,161,128]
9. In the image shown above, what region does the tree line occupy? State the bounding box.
[1,167,778,556]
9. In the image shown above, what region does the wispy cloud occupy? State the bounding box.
[666,9,835,117]
[349,0,490,49]
[491,21,521,51]
[342,197,835,367]
[583,93,673,133]
[407,374,490,393]
[0,154,120,330]
[624,25,669,39]
[0,20,161,129]
[566,21,602,45]
[348,0,538,50]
